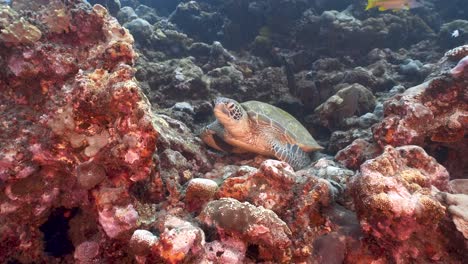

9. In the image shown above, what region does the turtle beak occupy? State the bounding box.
[221,105,230,116]
[213,98,228,112]
[213,102,230,119]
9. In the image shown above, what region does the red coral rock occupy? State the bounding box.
[155,223,205,264]
[372,48,468,178]
[201,238,247,264]
[216,160,297,213]
[0,1,157,262]
[213,159,352,262]
[335,138,382,170]
[129,229,158,256]
[73,241,100,263]
[199,197,292,263]
[349,145,465,263]
[444,44,468,60]
[184,178,218,212]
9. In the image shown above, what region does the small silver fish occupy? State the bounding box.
[451,30,460,38]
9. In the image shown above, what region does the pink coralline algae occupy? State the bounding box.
[129,229,158,256]
[184,177,218,212]
[155,221,205,263]
[202,238,247,264]
[373,77,466,147]
[372,46,468,178]
[444,44,468,60]
[212,159,352,262]
[0,0,157,262]
[98,204,139,239]
[199,197,292,262]
[438,179,468,242]
[129,216,207,264]
[349,145,462,263]
[73,241,100,263]
[335,138,382,170]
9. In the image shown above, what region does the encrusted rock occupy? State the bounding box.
[123,18,153,44]
[76,160,107,189]
[201,238,246,264]
[439,179,468,241]
[0,1,157,261]
[184,178,218,212]
[0,6,42,46]
[328,128,373,153]
[315,83,376,130]
[295,9,434,56]
[199,198,292,262]
[350,145,455,262]
[372,51,468,178]
[117,6,138,24]
[154,218,205,263]
[212,159,348,261]
[335,138,382,170]
[445,192,468,239]
[450,55,468,78]
[216,160,297,213]
[129,229,158,256]
[98,204,139,239]
[74,241,100,263]
[444,44,468,60]
[169,1,223,43]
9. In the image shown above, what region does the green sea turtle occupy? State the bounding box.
[201,97,323,170]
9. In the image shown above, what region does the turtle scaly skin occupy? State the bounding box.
[201,97,323,170]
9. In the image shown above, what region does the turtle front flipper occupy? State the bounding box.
[201,121,247,153]
[271,141,311,170]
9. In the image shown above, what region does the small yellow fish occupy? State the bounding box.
[366,0,423,11]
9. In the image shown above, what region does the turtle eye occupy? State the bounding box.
[226,102,235,110]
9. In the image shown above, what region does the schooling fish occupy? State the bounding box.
[365,0,424,11]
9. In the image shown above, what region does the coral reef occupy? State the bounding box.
[373,45,468,178]
[0,1,157,262]
[0,6,41,46]
[1,0,467,263]
[349,145,463,263]
[199,197,292,262]
[315,83,376,130]
[442,179,468,241]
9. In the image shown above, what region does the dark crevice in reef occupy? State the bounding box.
[246,244,261,261]
[39,207,79,257]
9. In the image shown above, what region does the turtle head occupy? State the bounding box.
[213,97,247,126]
